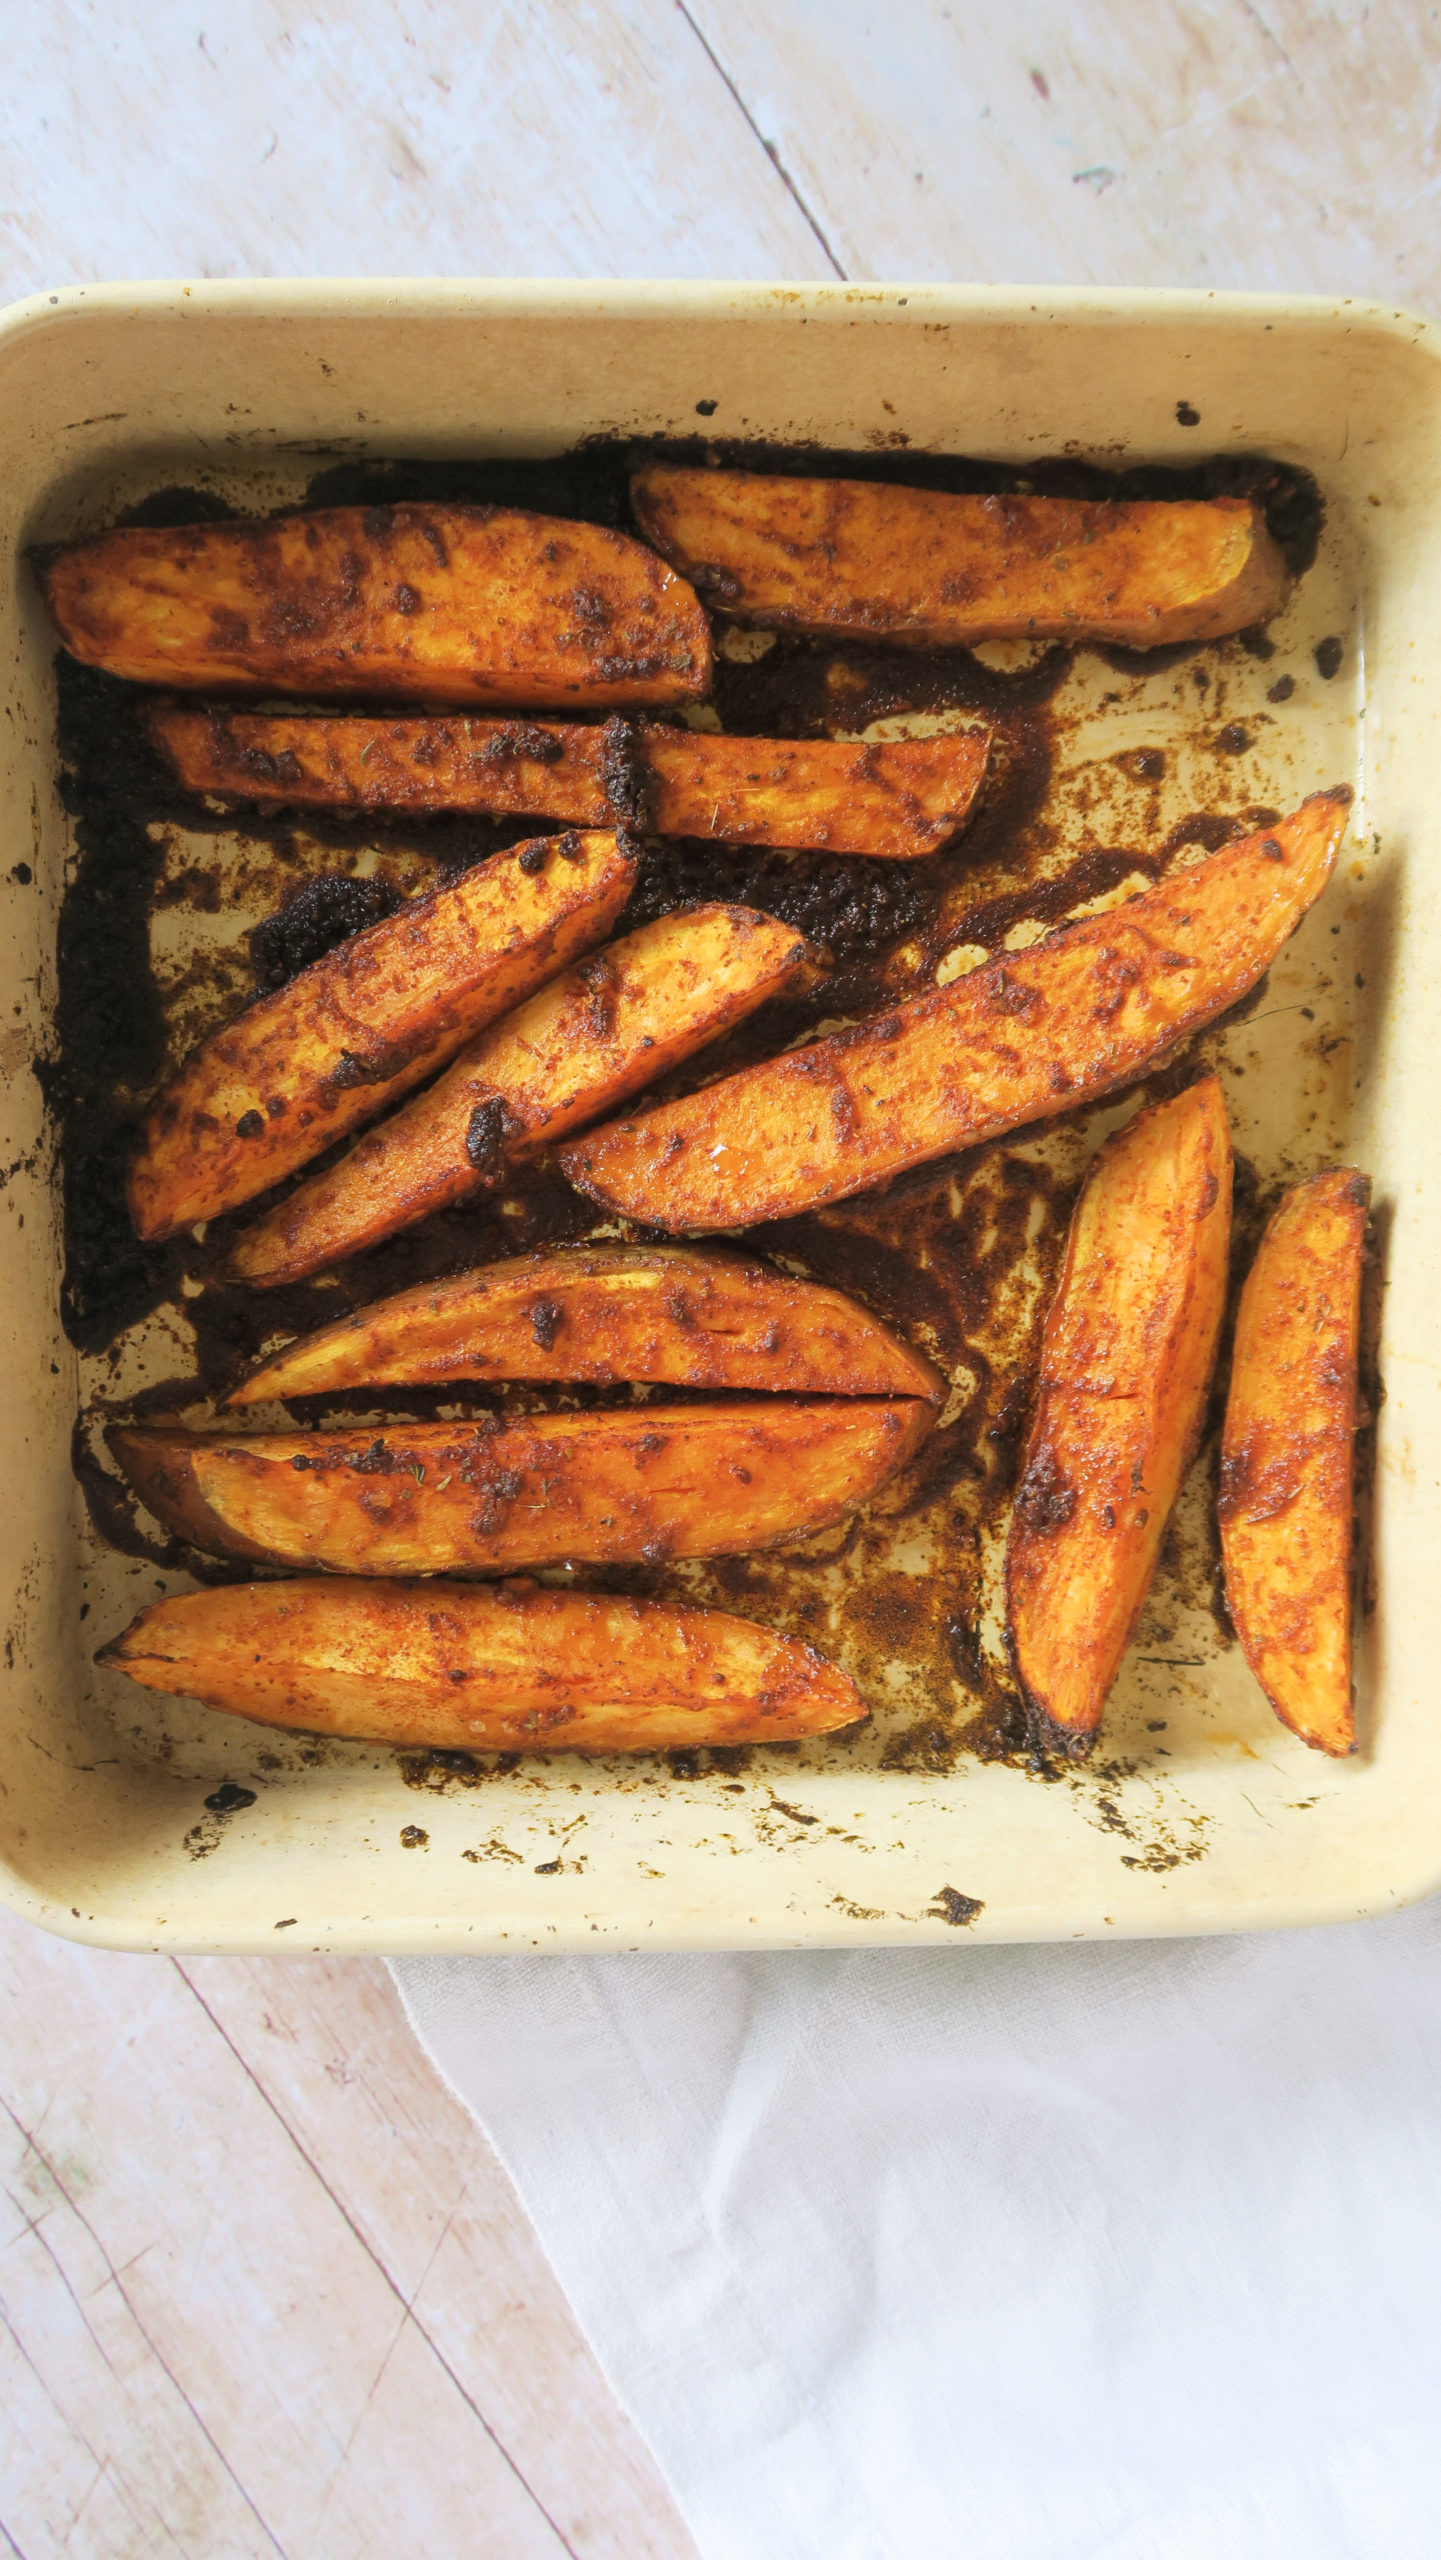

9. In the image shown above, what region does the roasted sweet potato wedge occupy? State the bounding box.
[129,829,635,1241]
[631,463,1289,650]
[563,793,1348,1233]
[226,1243,944,1406]
[97,1577,863,1752]
[1005,1077,1233,1757]
[40,503,712,709]
[228,904,813,1287]
[1219,1169,1369,1757]
[110,1398,933,1574]
[150,703,994,862]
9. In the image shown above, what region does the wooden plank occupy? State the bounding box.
[177,1952,697,2560]
[0,2298,180,2560]
[678,0,1441,306]
[1,2064,281,2558]
[0,1910,573,2558]
[0,0,829,297]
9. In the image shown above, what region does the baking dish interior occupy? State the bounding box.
[0,282,1437,1952]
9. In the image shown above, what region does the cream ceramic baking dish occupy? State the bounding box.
[0,278,1436,1954]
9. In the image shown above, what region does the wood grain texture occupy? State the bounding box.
[4,2,1436,305]
[681,0,1441,304]
[0,1908,696,2558]
[0,0,831,288]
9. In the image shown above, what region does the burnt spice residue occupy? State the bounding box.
[46,661,191,1350]
[249,871,403,993]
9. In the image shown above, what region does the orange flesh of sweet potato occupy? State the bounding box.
[150,704,994,861]
[40,503,712,709]
[228,903,813,1287]
[631,464,1288,650]
[96,1577,863,1752]
[109,1398,933,1576]
[225,1242,944,1407]
[128,830,635,1241]
[1005,1076,1233,1757]
[1219,1169,1369,1757]
[562,793,1348,1234]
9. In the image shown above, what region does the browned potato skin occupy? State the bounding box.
[226,1243,944,1407]
[97,1577,864,1752]
[150,704,994,862]
[1220,1170,1369,1757]
[631,464,1288,649]
[1005,1077,1233,1758]
[228,904,813,1288]
[128,830,635,1242]
[563,793,1348,1233]
[109,1398,934,1576]
[40,503,712,709]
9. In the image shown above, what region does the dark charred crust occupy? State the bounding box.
[1021,1696,1098,1762]
[529,1297,563,1350]
[250,872,403,995]
[480,722,565,766]
[578,951,620,1042]
[347,1438,397,1475]
[465,1097,510,1178]
[1012,1444,1076,1534]
[987,970,1042,1020]
[326,1045,404,1091]
[598,714,656,832]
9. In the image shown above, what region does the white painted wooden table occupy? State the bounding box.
[2,4,1438,2549]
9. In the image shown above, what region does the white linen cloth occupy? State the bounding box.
[394,1899,1441,2560]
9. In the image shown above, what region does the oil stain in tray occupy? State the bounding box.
[48,438,1341,1798]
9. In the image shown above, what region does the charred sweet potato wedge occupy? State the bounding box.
[97,1577,864,1753]
[109,1398,933,1575]
[1005,1077,1233,1758]
[228,904,813,1287]
[128,829,635,1241]
[150,703,994,861]
[1220,1169,1369,1757]
[40,503,712,709]
[226,1243,944,1407]
[631,463,1289,650]
[563,792,1348,1233]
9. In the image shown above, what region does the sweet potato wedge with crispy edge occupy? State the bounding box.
[631,464,1289,650]
[228,904,813,1288]
[98,1578,862,1752]
[563,792,1348,1234]
[128,829,635,1242]
[226,1243,944,1407]
[149,703,994,862]
[1219,1169,1369,1757]
[1005,1076,1232,1758]
[40,503,712,709]
[109,1398,933,1575]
